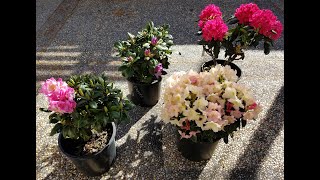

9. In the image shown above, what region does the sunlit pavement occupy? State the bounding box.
[36,0,284,179]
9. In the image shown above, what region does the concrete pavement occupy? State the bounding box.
[36,0,284,179]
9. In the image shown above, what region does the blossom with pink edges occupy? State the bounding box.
[154,63,163,78]
[40,77,76,114]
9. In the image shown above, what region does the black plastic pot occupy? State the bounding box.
[127,77,161,107]
[200,59,242,79]
[177,137,220,162]
[58,122,116,177]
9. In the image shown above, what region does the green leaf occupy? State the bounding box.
[123,68,134,78]
[50,123,62,136]
[143,43,150,48]
[264,41,271,55]
[118,65,128,71]
[156,45,168,51]
[101,116,109,126]
[128,32,135,39]
[167,40,174,45]
[123,100,135,110]
[114,41,122,49]
[79,128,91,141]
[213,42,221,59]
[39,108,51,112]
[197,39,206,45]
[110,106,119,111]
[98,77,105,86]
[239,28,247,34]
[63,126,76,139]
[76,99,87,108]
[227,18,238,25]
[49,116,59,124]
[93,122,102,132]
[190,134,197,143]
[121,111,130,124]
[110,111,121,119]
[89,101,98,109]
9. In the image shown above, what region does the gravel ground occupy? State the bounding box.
[36,0,284,179]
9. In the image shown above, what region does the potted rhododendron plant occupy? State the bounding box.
[114,21,174,106]
[161,65,262,161]
[39,74,134,176]
[197,3,283,76]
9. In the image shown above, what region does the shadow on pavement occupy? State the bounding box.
[39,146,101,180]
[115,105,152,141]
[107,115,165,178]
[228,85,284,179]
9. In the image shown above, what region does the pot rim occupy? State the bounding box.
[58,122,116,159]
[200,59,242,78]
[127,76,162,85]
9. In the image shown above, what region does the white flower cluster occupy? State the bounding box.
[161,65,262,134]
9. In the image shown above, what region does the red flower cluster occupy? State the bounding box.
[250,9,283,40]
[235,3,260,24]
[198,4,223,29]
[202,18,228,41]
[199,3,283,42]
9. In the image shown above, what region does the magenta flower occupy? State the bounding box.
[198,4,223,29]
[144,49,151,57]
[154,63,163,78]
[151,37,158,46]
[235,3,260,24]
[250,9,283,40]
[202,18,228,41]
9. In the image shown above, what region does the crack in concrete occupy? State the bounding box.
[36,0,81,52]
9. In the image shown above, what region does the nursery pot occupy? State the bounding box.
[200,59,242,80]
[127,77,162,107]
[177,137,220,162]
[58,122,116,177]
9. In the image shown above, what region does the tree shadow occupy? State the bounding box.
[115,105,152,141]
[106,114,165,179]
[38,114,163,179]
[160,123,210,179]
[228,86,284,179]
[38,145,102,180]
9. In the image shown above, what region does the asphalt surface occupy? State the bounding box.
[36,0,284,179]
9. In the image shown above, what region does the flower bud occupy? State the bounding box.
[151,37,158,46]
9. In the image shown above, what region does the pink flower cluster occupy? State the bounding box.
[202,18,228,41]
[198,4,222,29]
[235,3,283,40]
[235,3,260,24]
[249,9,283,40]
[40,77,76,114]
[198,4,228,42]
[199,3,283,42]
